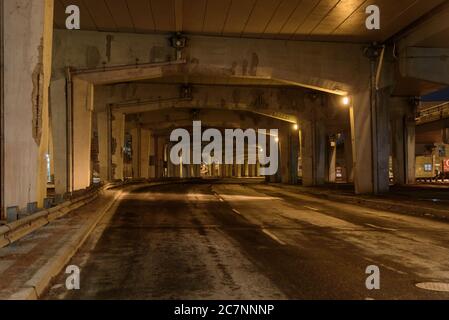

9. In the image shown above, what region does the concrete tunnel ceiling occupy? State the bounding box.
[54,0,447,43]
[56,0,449,97]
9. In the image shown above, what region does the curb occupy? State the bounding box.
[0,189,102,249]
[7,186,128,300]
[268,184,449,222]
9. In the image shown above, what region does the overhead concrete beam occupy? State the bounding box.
[52,30,369,94]
[398,2,449,49]
[399,47,449,86]
[71,61,185,85]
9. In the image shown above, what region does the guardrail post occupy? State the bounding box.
[6,206,19,222]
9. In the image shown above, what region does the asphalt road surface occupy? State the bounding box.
[43,182,449,300]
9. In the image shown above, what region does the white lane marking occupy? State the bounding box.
[365,223,397,232]
[232,209,242,216]
[219,198,224,202]
[365,297,375,301]
[364,257,408,275]
[304,206,320,211]
[262,229,287,246]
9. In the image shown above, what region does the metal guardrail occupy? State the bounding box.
[416,102,449,125]
[0,186,106,249]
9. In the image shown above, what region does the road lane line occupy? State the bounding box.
[304,206,320,211]
[262,229,286,246]
[232,209,242,216]
[364,257,408,275]
[365,223,397,232]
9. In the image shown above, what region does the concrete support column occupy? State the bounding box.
[139,128,151,179]
[328,140,337,183]
[155,137,166,178]
[290,127,300,184]
[344,130,354,183]
[279,126,290,184]
[167,144,174,178]
[350,86,390,194]
[301,116,326,186]
[391,100,416,185]
[194,164,201,178]
[97,111,109,183]
[3,0,54,211]
[244,146,250,177]
[149,133,156,179]
[50,79,68,194]
[111,112,125,180]
[130,126,139,179]
[235,164,242,178]
[71,78,94,190]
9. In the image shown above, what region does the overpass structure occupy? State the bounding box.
[1,0,449,218]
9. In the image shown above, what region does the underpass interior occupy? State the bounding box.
[1,0,449,301]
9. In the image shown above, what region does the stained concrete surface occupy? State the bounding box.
[43,183,449,300]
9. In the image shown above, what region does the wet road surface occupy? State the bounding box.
[43,182,449,300]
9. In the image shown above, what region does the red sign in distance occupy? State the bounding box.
[444,159,449,173]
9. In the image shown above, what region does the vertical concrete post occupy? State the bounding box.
[391,99,416,185]
[344,130,354,183]
[97,111,109,182]
[300,118,326,186]
[50,79,68,194]
[328,141,337,183]
[71,78,94,190]
[301,97,326,187]
[279,126,290,184]
[244,144,250,177]
[290,127,300,184]
[149,133,156,179]
[3,0,54,210]
[130,126,139,178]
[111,112,125,180]
[350,86,390,194]
[235,164,242,178]
[140,128,151,179]
[155,137,166,178]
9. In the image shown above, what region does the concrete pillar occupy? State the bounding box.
[155,137,166,178]
[130,127,139,178]
[3,0,54,210]
[350,87,390,194]
[50,79,68,194]
[111,112,125,180]
[244,145,250,177]
[97,111,109,182]
[140,128,151,179]
[149,133,156,179]
[224,164,229,177]
[72,78,94,190]
[279,127,290,184]
[290,127,300,184]
[391,100,416,185]
[194,164,201,178]
[344,130,354,183]
[301,117,326,186]
[328,140,337,183]
[235,164,242,178]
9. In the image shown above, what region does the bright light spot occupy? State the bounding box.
[275,137,279,143]
[293,124,299,130]
[342,96,351,106]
